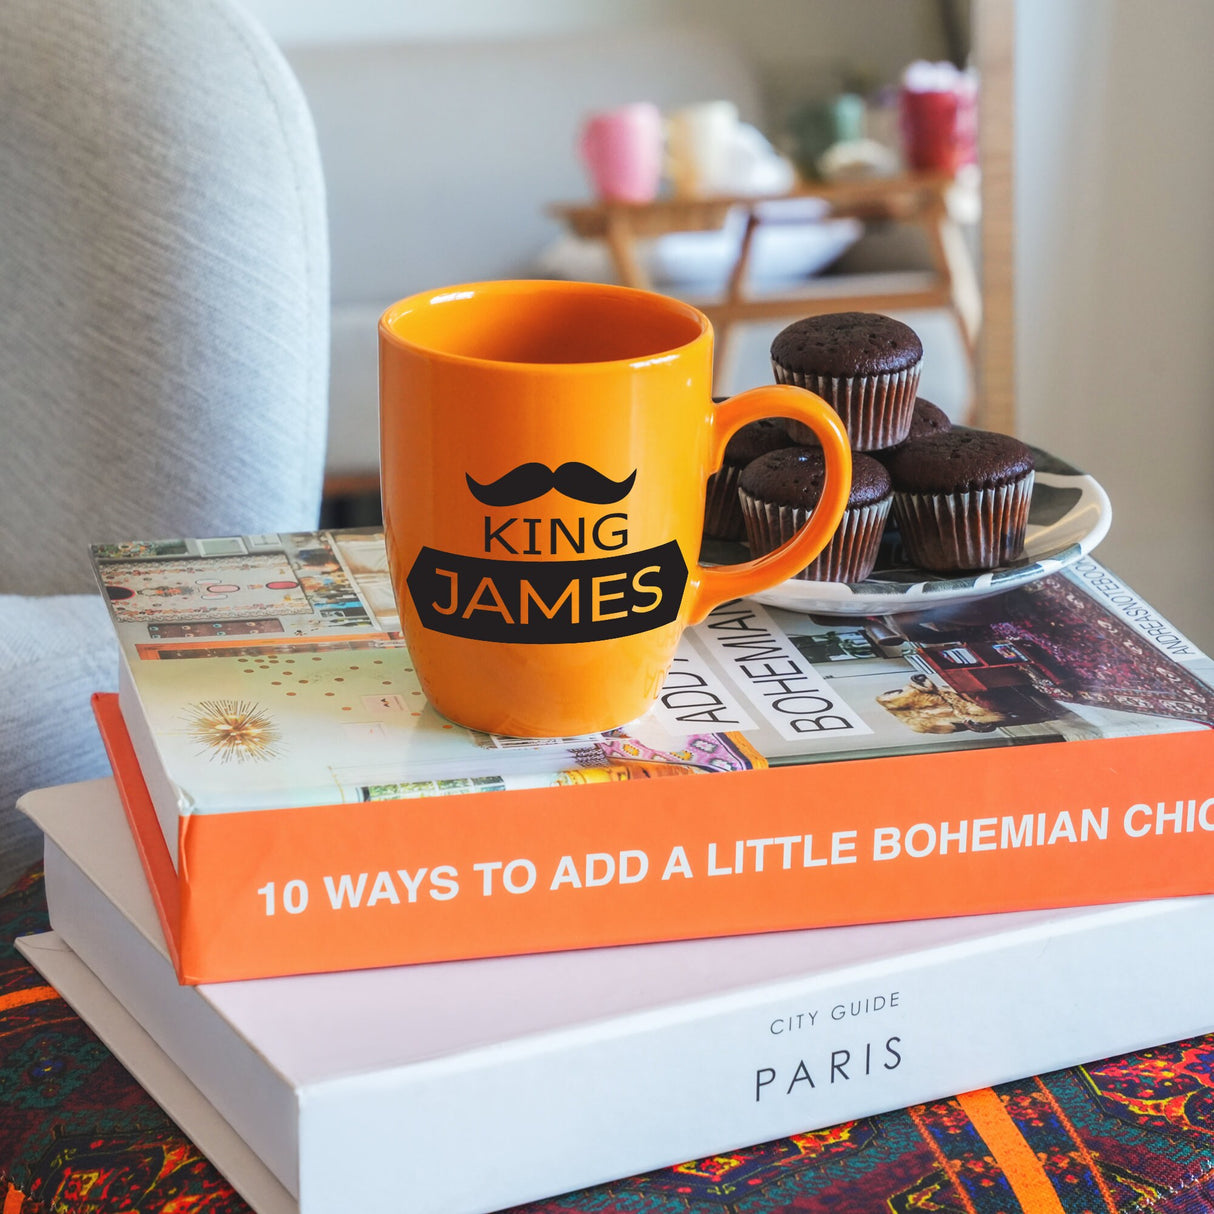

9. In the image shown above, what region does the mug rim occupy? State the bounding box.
[379,279,712,374]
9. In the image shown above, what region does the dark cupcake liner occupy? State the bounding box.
[703,464,746,540]
[739,490,892,583]
[892,473,1035,572]
[771,363,921,452]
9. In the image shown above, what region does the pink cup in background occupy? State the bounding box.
[577,102,664,203]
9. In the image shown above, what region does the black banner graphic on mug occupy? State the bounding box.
[406,542,688,643]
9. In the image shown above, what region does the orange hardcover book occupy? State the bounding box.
[95,694,1214,985]
[90,530,1214,984]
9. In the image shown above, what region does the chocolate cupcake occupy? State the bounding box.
[739,447,892,583]
[770,312,923,451]
[886,429,1035,572]
[704,419,790,540]
[872,397,952,467]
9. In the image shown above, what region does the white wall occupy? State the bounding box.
[1015,0,1214,650]
[239,0,949,119]
[665,0,952,119]
[237,0,660,45]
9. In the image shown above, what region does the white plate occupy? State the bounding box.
[713,446,1113,618]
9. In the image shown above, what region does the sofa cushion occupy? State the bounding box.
[0,595,118,893]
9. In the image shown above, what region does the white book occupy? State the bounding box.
[19,777,1214,1214]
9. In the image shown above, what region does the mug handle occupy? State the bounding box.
[687,383,852,623]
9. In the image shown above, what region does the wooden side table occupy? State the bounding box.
[322,176,981,508]
[549,173,981,414]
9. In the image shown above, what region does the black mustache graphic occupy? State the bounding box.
[466,462,636,507]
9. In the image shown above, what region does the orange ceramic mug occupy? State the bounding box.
[380,280,851,737]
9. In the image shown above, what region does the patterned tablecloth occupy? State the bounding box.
[2,865,1213,1214]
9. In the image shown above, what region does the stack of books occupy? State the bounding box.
[16,526,1214,1214]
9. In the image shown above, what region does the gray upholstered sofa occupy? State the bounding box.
[0,0,329,890]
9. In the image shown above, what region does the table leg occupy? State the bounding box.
[939,214,982,362]
[923,200,982,364]
[712,207,761,389]
[603,212,651,291]
[918,192,982,421]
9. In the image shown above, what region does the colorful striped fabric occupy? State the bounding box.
[3,866,1213,1213]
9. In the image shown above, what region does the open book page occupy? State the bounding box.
[668,557,1214,766]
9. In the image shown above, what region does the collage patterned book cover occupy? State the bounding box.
[93,530,763,822]
[93,529,1214,823]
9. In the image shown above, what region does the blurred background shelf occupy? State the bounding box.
[549,171,981,395]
